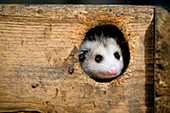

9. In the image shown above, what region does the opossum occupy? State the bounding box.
[79,25,130,82]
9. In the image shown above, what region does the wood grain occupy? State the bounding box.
[0,5,155,112]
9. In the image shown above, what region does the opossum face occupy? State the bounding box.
[79,38,124,80]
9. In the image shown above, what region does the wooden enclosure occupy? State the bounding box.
[0,5,169,113]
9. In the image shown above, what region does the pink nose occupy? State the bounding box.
[108,64,119,75]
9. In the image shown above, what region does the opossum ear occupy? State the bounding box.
[79,50,89,62]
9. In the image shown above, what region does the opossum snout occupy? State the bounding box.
[108,64,119,75]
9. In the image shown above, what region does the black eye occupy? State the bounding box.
[114,52,120,60]
[95,55,103,63]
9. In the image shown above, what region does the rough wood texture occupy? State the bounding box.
[155,7,170,113]
[0,5,155,112]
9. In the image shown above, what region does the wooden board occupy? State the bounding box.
[0,5,155,112]
[155,7,170,113]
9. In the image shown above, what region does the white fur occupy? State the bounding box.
[80,37,124,79]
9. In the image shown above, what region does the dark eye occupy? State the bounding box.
[114,52,120,60]
[95,55,103,63]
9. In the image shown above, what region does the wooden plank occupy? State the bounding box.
[155,7,170,113]
[0,5,154,112]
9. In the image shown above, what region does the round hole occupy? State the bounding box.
[79,25,130,82]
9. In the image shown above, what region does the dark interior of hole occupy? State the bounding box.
[79,25,130,82]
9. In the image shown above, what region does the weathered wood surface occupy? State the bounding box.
[0,5,154,112]
[155,7,170,113]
